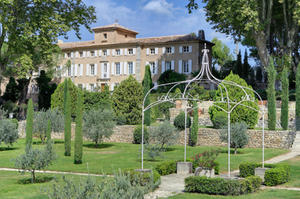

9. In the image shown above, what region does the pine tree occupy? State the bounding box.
[74,91,83,164]
[281,67,289,130]
[267,58,276,130]
[190,101,199,146]
[142,65,152,126]
[64,79,71,156]
[243,50,251,82]
[46,119,51,141]
[296,63,300,130]
[25,98,34,147]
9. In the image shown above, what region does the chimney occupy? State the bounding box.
[198,30,205,40]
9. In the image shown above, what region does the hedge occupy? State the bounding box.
[155,160,177,176]
[124,169,161,191]
[185,176,261,195]
[239,162,276,178]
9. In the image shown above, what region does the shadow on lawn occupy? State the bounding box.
[33,140,64,145]
[0,147,19,151]
[17,176,55,184]
[83,143,114,149]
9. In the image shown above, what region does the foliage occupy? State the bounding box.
[157,70,186,93]
[112,76,143,125]
[265,165,290,186]
[149,121,179,150]
[143,65,152,126]
[220,60,237,79]
[188,84,215,102]
[51,78,79,117]
[155,160,177,176]
[256,67,263,82]
[184,175,261,195]
[83,86,111,111]
[64,80,72,156]
[145,144,162,161]
[33,109,64,143]
[133,125,149,144]
[296,63,300,130]
[36,70,57,110]
[83,108,115,146]
[74,92,83,164]
[235,51,243,77]
[211,37,233,68]
[0,106,8,119]
[157,101,174,120]
[281,67,289,130]
[192,149,219,170]
[238,162,283,178]
[209,72,259,128]
[211,111,228,129]
[174,111,191,130]
[2,77,19,103]
[125,169,161,191]
[267,59,277,130]
[46,120,51,141]
[242,50,251,82]
[220,122,249,154]
[26,99,33,147]
[15,141,56,183]
[190,102,198,146]
[0,119,18,147]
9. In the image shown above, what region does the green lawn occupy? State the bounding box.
[167,190,300,199]
[0,139,288,174]
[0,171,105,199]
[282,156,300,188]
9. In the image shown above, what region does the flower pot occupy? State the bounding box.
[195,167,215,178]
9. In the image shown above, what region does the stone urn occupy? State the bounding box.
[195,167,215,178]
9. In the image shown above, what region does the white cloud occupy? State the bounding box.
[143,0,174,15]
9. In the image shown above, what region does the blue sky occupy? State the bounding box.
[62,0,251,65]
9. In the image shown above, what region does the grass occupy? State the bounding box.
[0,138,288,174]
[281,155,300,188]
[0,171,105,199]
[167,190,300,199]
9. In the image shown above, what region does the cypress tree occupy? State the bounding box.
[142,65,152,126]
[281,67,289,130]
[190,101,199,146]
[243,50,251,82]
[46,119,51,141]
[74,91,83,164]
[64,79,71,156]
[235,51,243,77]
[296,63,300,130]
[267,58,276,130]
[25,98,34,147]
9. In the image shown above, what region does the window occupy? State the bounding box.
[183,60,189,73]
[128,48,133,55]
[115,62,120,75]
[125,34,127,38]
[150,62,155,74]
[116,49,121,55]
[103,50,107,56]
[103,63,108,78]
[128,62,133,74]
[90,64,95,75]
[90,51,95,57]
[67,53,71,58]
[165,61,171,71]
[150,48,155,54]
[68,67,71,76]
[104,33,107,39]
[166,47,172,54]
[90,84,95,92]
[183,46,190,53]
[104,63,108,73]
[79,52,83,57]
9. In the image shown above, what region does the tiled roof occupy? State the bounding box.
[92,23,138,34]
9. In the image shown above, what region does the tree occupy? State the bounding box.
[267,59,277,130]
[211,37,233,69]
[74,91,83,164]
[296,63,300,130]
[157,70,186,93]
[133,125,149,144]
[83,85,111,111]
[174,111,191,130]
[0,1,96,105]
[0,119,18,147]
[26,99,33,147]
[235,51,243,77]
[2,77,19,103]
[190,102,199,146]
[15,141,56,183]
[83,109,115,147]
[64,80,71,156]
[220,60,237,78]
[243,50,251,82]
[46,120,51,141]
[220,122,249,154]
[143,65,152,126]
[256,67,263,82]
[112,76,143,125]
[281,67,289,130]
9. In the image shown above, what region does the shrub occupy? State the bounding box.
[296,63,300,130]
[74,92,83,164]
[184,176,261,195]
[145,144,162,161]
[125,169,161,190]
[220,122,249,154]
[83,86,111,111]
[2,77,19,103]
[239,162,261,177]
[0,119,18,147]
[190,101,198,146]
[267,59,276,130]
[0,106,8,119]
[64,81,71,156]
[174,111,191,130]
[83,108,115,147]
[143,65,152,126]
[112,76,143,125]
[26,99,33,147]
[155,160,177,175]
[209,72,259,128]
[264,165,290,186]
[10,118,19,129]
[157,70,186,93]
[192,149,219,171]
[133,125,149,144]
[211,111,227,129]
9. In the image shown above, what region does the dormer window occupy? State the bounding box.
[104,33,107,39]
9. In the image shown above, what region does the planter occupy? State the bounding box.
[177,162,193,174]
[255,167,269,182]
[195,167,215,178]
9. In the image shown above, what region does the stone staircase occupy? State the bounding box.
[292,131,300,152]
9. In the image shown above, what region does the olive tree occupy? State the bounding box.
[83,109,115,147]
[0,119,18,147]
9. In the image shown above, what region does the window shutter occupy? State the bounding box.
[111,62,114,74]
[75,52,78,58]
[120,62,123,74]
[101,63,104,78]
[71,52,74,58]
[80,64,83,76]
[86,64,89,76]
[111,83,115,91]
[94,50,98,57]
[99,50,102,56]
[112,49,115,56]
[74,64,78,76]
[161,61,165,73]
[188,59,192,73]
[120,49,123,55]
[179,46,183,53]
[162,47,166,54]
[189,46,192,52]
[124,49,127,55]
[178,60,182,74]
[172,46,175,54]
[71,64,74,76]
[155,47,158,54]
[146,48,150,55]
[171,60,175,71]
[107,63,110,78]
[95,64,98,76]
[155,61,158,74]
[133,62,136,74]
[64,53,67,58]
[124,62,127,75]
[87,51,90,57]
[86,84,89,91]
[107,49,110,56]
[133,48,136,55]
[83,51,86,57]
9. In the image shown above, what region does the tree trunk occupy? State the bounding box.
[254,31,270,69]
[234,148,237,154]
[31,170,36,183]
